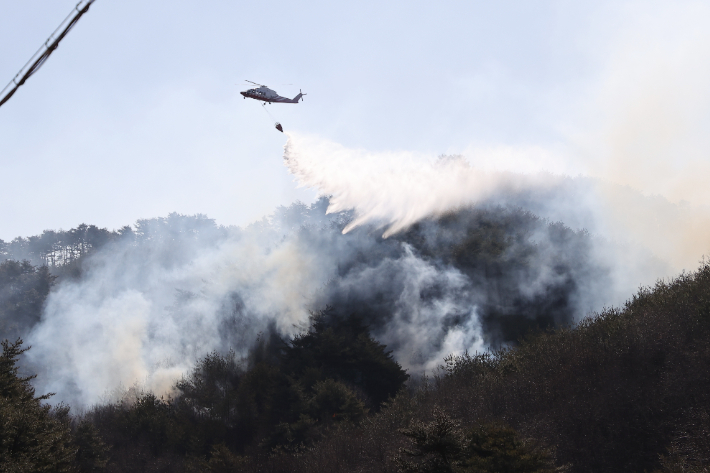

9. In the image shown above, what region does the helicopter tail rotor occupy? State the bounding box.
[291,89,306,102]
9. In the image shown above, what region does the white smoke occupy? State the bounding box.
[366,245,485,373]
[23,130,710,408]
[25,204,491,406]
[26,225,329,406]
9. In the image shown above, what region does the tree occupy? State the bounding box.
[457,423,558,473]
[282,310,409,408]
[175,350,243,424]
[0,261,55,341]
[307,379,368,423]
[396,408,465,473]
[396,409,558,473]
[0,339,76,472]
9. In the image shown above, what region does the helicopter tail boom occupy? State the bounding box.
[290,90,306,103]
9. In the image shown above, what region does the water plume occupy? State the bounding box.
[283,132,536,237]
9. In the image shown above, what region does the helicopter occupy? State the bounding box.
[240,80,304,132]
[240,80,305,104]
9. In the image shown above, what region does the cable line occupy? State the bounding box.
[0,0,98,109]
[261,103,284,132]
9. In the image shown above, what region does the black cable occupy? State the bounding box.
[0,0,96,109]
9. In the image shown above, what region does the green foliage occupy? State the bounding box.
[80,310,408,470]
[260,378,369,451]
[237,261,710,472]
[396,408,465,473]
[259,414,317,452]
[204,443,248,472]
[121,393,180,456]
[283,310,409,407]
[246,312,405,452]
[73,420,109,472]
[427,261,710,472]
[458,423,557,473]
[396,409,556,473]
[175,350,242,424]
[307,379,368,423]
[234,360,297,431]
[0,339,77,472]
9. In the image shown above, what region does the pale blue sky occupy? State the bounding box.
[1,1,709,240]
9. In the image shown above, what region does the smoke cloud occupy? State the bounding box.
[21,128,709,408]
[286,131,684,310]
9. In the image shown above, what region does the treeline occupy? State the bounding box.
[86,310,408,471]
[0,213,229,270]
[0,223,119,268]
[1,309,409,472]
[0,213,234,344]
[6,260,710,471]
[0,201,337,271]
[248,261,710,473]
[0,339,109,472]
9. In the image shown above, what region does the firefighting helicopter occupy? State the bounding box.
[240,80,305,104]
[240,80,305,132]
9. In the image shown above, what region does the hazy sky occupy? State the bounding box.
[1,0,709,241]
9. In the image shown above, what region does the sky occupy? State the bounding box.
[1,0,710,241]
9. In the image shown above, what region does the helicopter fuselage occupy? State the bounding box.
[240,86,304,104]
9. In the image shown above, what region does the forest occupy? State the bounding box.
[1,199,709,472]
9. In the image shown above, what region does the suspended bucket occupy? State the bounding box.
[275,122,283,133]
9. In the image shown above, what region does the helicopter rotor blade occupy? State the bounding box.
[245,80,267,87]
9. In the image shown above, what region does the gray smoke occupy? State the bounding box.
[23,134,703,408]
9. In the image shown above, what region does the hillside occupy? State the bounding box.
[1,201,708,471]
[253,262,710,473]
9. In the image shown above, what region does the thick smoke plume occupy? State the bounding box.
[20,132,708,408]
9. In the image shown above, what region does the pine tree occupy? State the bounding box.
[0,339,76,472]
